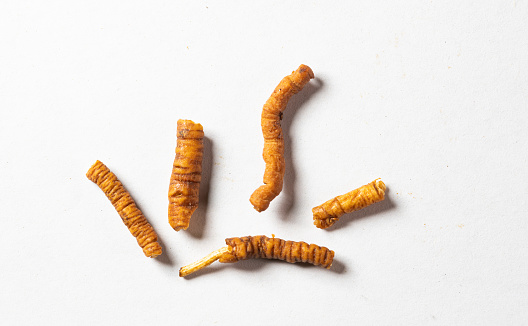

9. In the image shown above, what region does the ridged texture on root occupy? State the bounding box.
[86,160,162,258]
[219,235,334,269]
[168,119,204,231]
[313,179,386,229]
[250,64,314,212]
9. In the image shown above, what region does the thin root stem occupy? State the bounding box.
[179,246,231,277]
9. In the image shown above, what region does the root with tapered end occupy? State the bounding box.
[179,235,334,277]
[179,247,231,277]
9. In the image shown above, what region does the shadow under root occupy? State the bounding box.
[185,136,213,239]
[154,233,175,267]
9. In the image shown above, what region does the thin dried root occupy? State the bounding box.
[313,178,386,229]
[179,247,231,277]
[250,64,314,212]
[179,235,334,277]
[86,160,162,258]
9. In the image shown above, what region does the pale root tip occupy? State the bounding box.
[179,266,192,277]
[179,247,231,277]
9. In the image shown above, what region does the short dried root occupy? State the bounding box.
[168,119,204,231]
[313,178,386,229]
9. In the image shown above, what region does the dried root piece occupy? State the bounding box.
[179,235,334,277]
[250,64,314,212]
[168,119,204,231]
[313,179,386,229]
[86,160,162,258]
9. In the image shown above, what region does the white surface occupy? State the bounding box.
[1,1,527,325]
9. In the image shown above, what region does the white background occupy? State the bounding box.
[1,1,527,325]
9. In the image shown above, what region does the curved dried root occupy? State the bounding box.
[250,64,314,212]
[168,119,204,231]
[313,179,386,229]
[179,235,334,277]
[86,160,162,258]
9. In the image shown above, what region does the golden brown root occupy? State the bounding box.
[219,235,334,268]
[313,179,386,229]
[168,119,204,231]
[86,160,162,258]
[180,235,334,277]
[250,64,314,212]
[179,247,231,277]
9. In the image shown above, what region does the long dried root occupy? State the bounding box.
[86,160,162,258]
[313,179,386,229]
[250,64,314,212]
[179,235,334,277]
[168,119,204,231]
